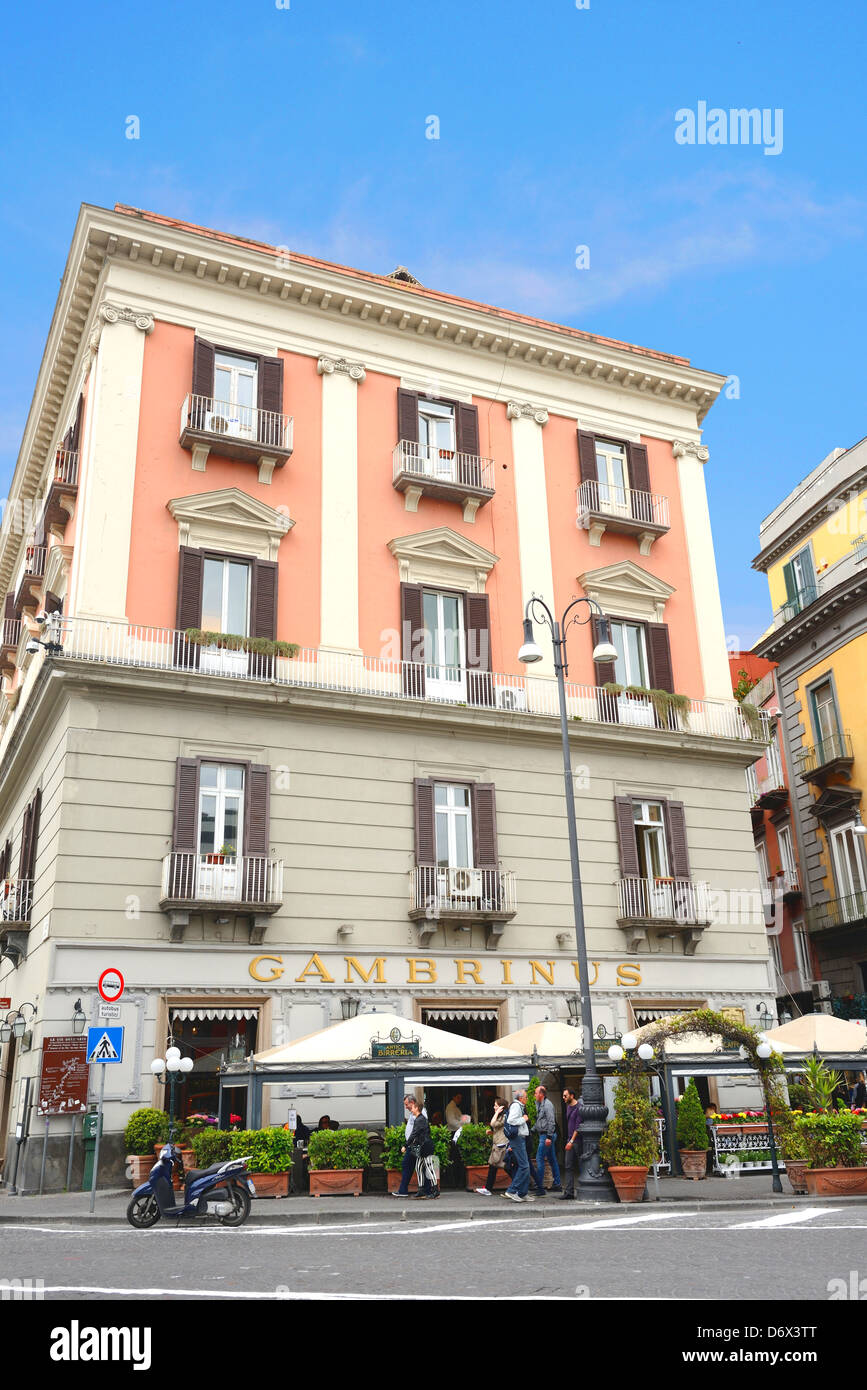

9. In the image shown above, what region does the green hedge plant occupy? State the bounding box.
[600,1078,659,1168]
[190,1128,233,1167]
[307,1128,371,1171]
[796,1111,866,1169]
[455,1123,491,1167]
[229,1128,294,1174]
[676,1080,709,1151]
[184,628,299,659]
[383,1123,452,1171]
[124,1108,169,1155]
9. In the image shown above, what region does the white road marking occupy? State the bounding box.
[35,1284,680,1301]
[729,1207,842,1229]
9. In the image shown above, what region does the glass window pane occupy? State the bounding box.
[224,767,244,792]
[202,560,224,632]
[222,802,240,853]
[453,786,469,807]
[226,563,249,635]
[611,623,626,683]
[423,592,438,654]
[626,625,645,685]
[214,366,231,404]
[200,764,219,788]
[435,811,449,864]
[199,796,217,853]
[235,373,254,409]
[441,595,460,667]
[434,785,448,807]
[647,803,662,823]
[454,816,470,867]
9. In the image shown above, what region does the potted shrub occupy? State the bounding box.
[124,1107,169,1185]
[229,1127,294,1197]
[676,1079,710,1180]
[455,1122,508,1191]
[382,1123,453,1192]
[308,1128,370,1195]
[191,1126,233,1168]
[797,1111,867,1195]
[599,1076,659,1202]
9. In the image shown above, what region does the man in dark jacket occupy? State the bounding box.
[531,1085,562,1196]
[560,1087,580,1199]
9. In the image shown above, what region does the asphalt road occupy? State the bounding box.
[2,1204,866,1300]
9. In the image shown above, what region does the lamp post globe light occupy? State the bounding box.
[152,1048,194,1141]
[519,593,619,1201]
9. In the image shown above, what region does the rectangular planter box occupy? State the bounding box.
[804,1166,867,1196]
[309,1168,364,1197]
[249,1171,290,1198]
[126,1155,155,1185]
[464,1164,510,1191]
[386,1169,418,1193]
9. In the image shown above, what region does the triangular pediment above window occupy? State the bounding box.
[578,559,676,622]
[167,488,293,561]
[388,527,498,593]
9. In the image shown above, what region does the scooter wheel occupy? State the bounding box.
[126,1193,161,1229]
[217,1185,251,1227]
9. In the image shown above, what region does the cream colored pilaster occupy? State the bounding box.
[507,402,556,678]
[672,440,732,700]
[71,304,153,621]
[318,356,364,654]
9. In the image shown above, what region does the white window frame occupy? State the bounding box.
[213,351,258,440]
[418,399,457,477]
[434,784,474,870]
[201,556,251,676]
[632,800,670,880]
[595,438,629,514]
[791,920,812,987]
[610,620,649,687]
[766,730,784,788]
[778,825,797,887]
[423,588,466,701]
[830,822,867,903]
[756,841,771,905]
[197,763,245,856]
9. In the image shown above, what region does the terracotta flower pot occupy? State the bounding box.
[386,1169,419,1193]
[126,1154,155,1185]
[680,1149,708,1181]
[248,1170,290,1198]
[607,1165,649,1203]
[785,1159,808,1195]
[464,1164,509,1191]
[804,1166,867,1196]
[309,1168,364,1197]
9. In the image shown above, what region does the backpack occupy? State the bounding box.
[503,1103,526,1142]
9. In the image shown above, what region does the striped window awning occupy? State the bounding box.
[171,1007,259,1022]
[424,1009,499,1022]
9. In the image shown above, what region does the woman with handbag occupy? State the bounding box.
[475,1098,508,1195]
[406,1098,439,1199]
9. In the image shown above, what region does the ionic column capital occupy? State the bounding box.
[317,355,366,383]
[507,400,549,425]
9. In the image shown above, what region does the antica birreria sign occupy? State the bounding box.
[248,952,645,988]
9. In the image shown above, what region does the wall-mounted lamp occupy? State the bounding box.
[72,999,87,1034]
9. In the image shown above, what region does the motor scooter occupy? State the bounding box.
[126,1141,255,1228]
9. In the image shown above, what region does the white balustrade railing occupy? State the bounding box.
[577,479,670,529]
[180,394,293,453]
[52,449,79,487]
[1,619,22,650]
[618,876,712,924]
[393,440,495,493]
[160,852,283,907]
[38,618,770,745]
[1,877,33,923]
[409,866,516,915]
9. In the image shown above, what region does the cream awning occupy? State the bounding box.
[764,1013,867,1054]
[498,1020,582,1056]
[424,1008,499,1022]
[253,1011,519,1064]
[171,1007,259,1022]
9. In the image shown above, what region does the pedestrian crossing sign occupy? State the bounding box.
[86,1026,124,1064]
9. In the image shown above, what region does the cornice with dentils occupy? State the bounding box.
[0,202,727,600]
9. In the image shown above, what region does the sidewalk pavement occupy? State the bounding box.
[3,1175,867,1225]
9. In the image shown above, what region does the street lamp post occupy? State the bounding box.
[150,1047,194,1141]
[519,593,619,1201]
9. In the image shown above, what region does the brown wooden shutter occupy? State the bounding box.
[397,389,419,442]
[251,560,278,640]
[472,784,499,867]
[578,431,598,483]
[4,592,16,622]
[69,395,84,453]
[464,592,493,706]
[16,802,32,880]
[0,838,10,880]
[626,442,650,496]
[456,402,480,458]
[192,337,216,401]
[647,623,674,693]
[257,355,284,446]
[243,763,271,902]
[18,788,41,882]
[614,797,641,876]
[170,758,199,899]
[176,548,204,631]
[414,780,436,864]
[44,591,63,616]
[663,801,691,879]
[400,582,425,697]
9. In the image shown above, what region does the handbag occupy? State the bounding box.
[503,1146,518,1177]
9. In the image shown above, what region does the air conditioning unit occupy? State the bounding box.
[447,867,482,900]
[812,979,832,1001]
[494,684,527,712]
[206,410,232,435]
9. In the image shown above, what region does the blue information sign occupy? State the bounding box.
[86,1026,124,1064]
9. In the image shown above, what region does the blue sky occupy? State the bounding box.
[1,0,864,649]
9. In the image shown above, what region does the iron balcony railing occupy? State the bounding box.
[180,394,294,453]
[795,730,854,777]
[773,584,818,629]
[780,866,801,894]
[1,877,33,924]
[160,852,283,908]
[1,619,22,650]
[393,440,495,493]
[853,536,867,566]
[577,480,670,530]
[27,619,771,746]
[52,449,79,487]
[806,889,867,935]
[409,866,517,916]
[618,876,712,924]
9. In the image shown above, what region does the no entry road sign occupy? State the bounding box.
[97,968,125,1003]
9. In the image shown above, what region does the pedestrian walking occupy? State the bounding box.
[392,1094,426,1197]
[475,1098,508,1195]
[559,1087,580,1199]
[531,1084,562,1195]
[850,1071,867,1108]
[406,1098,439,1199]
[502,1089,533,1203]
